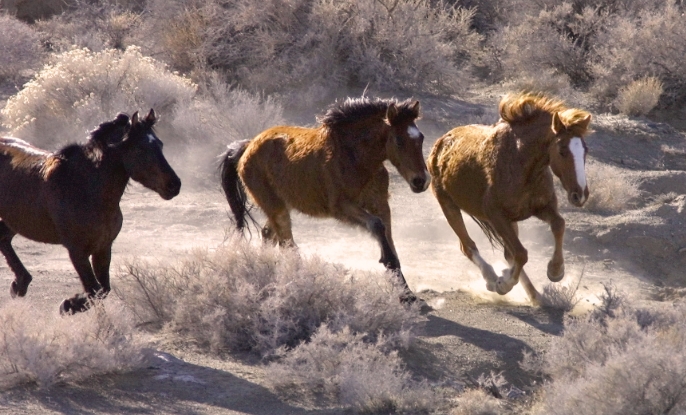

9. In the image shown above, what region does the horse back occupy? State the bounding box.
[428,124,498,217]
[0,138,62,243]
[239,126,332,216]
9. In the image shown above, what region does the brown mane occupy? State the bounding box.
[499,92,591,136]
[318,97,420,128]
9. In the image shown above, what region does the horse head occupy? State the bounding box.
[117,109,181,200]
[549,110,592,207]
[385,100,431,193]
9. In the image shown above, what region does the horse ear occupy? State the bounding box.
[552,112,567,135]
[386,103,398,125]
[145,108,157,125]
[579,114,592,131]
[411,100,420,117]
[131,111,140,126]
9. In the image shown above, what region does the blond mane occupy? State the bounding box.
[498,92,591,136]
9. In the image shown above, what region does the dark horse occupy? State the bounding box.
[220,97,430,302]
[0,109,181,313]
[428,92,592,304]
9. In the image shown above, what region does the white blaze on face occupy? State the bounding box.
[569,137,587,190]
[407,125,421,140]
[148,133,161,145]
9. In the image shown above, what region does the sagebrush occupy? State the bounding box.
[114,235,424,357]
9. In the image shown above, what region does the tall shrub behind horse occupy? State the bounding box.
[428,92,592,303]
[220,97,430,302]
[0,110,181,314]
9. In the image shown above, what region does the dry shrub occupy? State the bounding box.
[268,326,435,414]
[35,1,142,52]
[0,14,44,80]
[143,0,481,103]
[114,236,424,357]
[1,46,196,149]
[450,388,503,415]
[557,160,639,214]
[591,2,686,108]
[529,286,686,414]
[0,299,146,389]
[615,77,663,117]
[540,271,583,312]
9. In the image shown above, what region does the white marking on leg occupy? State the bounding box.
[569,137,587,190]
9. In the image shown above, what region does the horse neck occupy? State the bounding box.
[84,144,130,204]
[333,120,389,168]
[509,116,555,178]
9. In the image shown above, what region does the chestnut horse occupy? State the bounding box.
[220,97,430,302]
[427,93,592,303]
[0,110,181,314]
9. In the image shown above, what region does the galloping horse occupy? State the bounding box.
[220,97,430,302]
[427,92,592,303]
[0,110,181,314]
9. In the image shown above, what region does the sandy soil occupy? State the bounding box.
[1,96,684,414]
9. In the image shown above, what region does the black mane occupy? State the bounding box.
[319,97,418,127]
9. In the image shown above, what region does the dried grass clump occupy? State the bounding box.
[529,285,686,414]
[450,388,503,415]
[1,46,196,149]
[0,14,44,81]
[268,326,435,414]
[615,77,663,117]
[114,235,423,357]
[0,299,146,389]
[557,160,639,214]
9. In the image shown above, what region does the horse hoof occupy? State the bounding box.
[486,280,496,292]
[547,263,565,282]
[9,281,26,298]
[59,295,90,315]
[495,278,515,295]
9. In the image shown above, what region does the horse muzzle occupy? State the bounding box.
[409,173,431,193]
[568,186,588,207]
[160,177,182,200]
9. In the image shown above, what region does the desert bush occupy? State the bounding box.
[268,325,435,414]
[450,388,504,415]
[556,159,639,214]
[529,287,686,414]
[488,3,605,87]
[0,14,44,80]
[0,299,146,389]
[1,46,196,149]
[591,2,686,108]
[614,78,663,117]
[35,1,142,53]
[143,0,482,103]
[114,236,423,357]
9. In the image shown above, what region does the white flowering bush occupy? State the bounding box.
[0,299,146,389]
[1,46,196,149]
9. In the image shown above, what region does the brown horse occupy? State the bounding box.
[427,92,592,303]
[0,110,181,314]
[220,97,430,302]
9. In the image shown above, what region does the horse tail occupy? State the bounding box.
[220,139,253,232]
[469,215,505,250]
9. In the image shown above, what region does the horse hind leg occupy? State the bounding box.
[433,188,499,290]
[504,223,541,304]
[241,169,296,247]
[0,221,33,298]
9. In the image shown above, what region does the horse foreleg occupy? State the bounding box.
[0,222,33,298]
[433,188,499,290]
[338,202,414,301]
[92,247,112,293]
[504,223,541,304]
[60,248,103,314]
[536,205,566,282]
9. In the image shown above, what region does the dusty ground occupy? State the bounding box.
[1,94,685,414]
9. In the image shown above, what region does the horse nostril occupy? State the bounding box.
[571,192,581,204]
[412,177,425,189]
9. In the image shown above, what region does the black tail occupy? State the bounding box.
[470,215,505,250]
[220,140,252,231]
